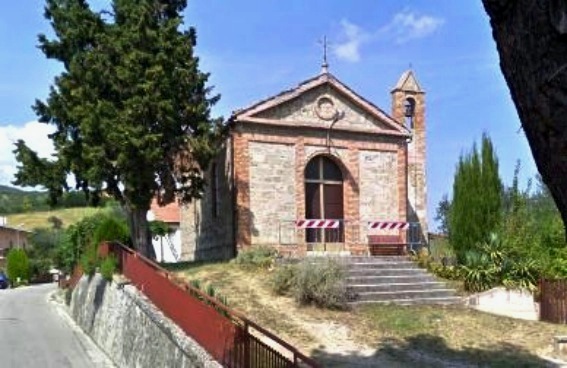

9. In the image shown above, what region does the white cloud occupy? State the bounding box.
[0,121,55,185]
[333,10,444,63]
[383,9,445,44]
[333,20,368,63]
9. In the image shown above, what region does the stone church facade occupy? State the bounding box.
[180,69,427,261]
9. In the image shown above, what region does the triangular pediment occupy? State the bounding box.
[232,73,410,137]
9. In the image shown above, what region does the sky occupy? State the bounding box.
[0,1,538,229]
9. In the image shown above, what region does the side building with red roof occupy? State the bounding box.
[147,198,182,262]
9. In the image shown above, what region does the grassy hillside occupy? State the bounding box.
[0,185,26,194]
[171,262,567,367]
[0,184,97,215]
[6,207,103,230]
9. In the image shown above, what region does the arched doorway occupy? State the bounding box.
[304,155,344,243]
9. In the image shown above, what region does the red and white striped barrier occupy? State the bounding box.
[295,219,341,229]
[367,221,409,230]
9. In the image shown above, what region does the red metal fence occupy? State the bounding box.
[101,242,318,368]
[540,279,567,324]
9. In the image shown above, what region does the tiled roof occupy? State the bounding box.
[149,198,180,223]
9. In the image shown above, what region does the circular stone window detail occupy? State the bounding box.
[314,96,338,121]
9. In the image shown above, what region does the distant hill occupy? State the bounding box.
[0,185,29,194]
[6,207,103,230]
[0,185,94,215]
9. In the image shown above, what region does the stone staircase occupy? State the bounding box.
[345,256,462,305]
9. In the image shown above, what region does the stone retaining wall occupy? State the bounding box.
[70,274,221,368]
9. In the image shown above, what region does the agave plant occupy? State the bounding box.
[479,232,507,266]
[502,259,539,292]
[461,251,499,292]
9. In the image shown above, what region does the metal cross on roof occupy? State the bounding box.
[319,35,330,74]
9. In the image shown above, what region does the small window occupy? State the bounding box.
[304,156,343,183]
[323,159,342,181]
[211,163,219,218]
[305,159,319,180]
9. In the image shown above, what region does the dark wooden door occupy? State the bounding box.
[305,183,321,242]
[323,184,343,242]
[304,155,345,244]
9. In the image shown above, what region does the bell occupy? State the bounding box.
[404,99,415,118]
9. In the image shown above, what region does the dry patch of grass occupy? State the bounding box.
[353,304,567,366]
[172,261,567,367]
[175,262,318,349]
[6,207,102,230]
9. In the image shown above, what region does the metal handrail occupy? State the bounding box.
[107,242,319,367]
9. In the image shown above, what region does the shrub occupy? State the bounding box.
[29,258,52,283]
[501,259,539,292]
[479,233,506,265]
[54,211,129,274]
[187,279,229,316]
[6,248,30,286]
[428,262,462,281]
[429,236,456,263]
[92,216,130,246]
[412,247,432,269]
[100,255,117,281]
[80,244,99,277]
[292,258,349,310]
[461,251,498,292]
[233,246,277,269]
[270,264,297,295]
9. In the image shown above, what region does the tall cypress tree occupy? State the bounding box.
[12,0,222,257]
[449,134,502,262]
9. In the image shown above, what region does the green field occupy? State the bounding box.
[6,207,103,230]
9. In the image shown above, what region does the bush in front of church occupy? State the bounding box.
[271,258,349,310]
[233,246,277,269]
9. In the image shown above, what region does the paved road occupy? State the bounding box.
[0,283,114,368]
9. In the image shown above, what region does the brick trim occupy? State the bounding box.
[233,132,251,249]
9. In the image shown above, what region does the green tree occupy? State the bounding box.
[434,194,451,234]
[449,133,503,262]
[12,0,222,257]
[22,196,32,212]
[6,248,30,284]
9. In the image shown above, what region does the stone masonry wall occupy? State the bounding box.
[249,141,296,245]
[359,150,400,240]
[70,274,220,368]
[179,142,234,261]
[256,85,393,132]
[234,123,407,254]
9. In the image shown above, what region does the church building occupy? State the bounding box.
[179,66,427,261]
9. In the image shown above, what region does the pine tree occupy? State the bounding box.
[12,0,222,257]
[449,134,503,262]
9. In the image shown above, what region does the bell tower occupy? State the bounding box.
[391,70,428,243]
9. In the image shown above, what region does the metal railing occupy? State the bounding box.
[278,219,423,251]
[100,242,319,368]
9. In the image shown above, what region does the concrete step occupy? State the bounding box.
[346,261,418,270]
[349,296,463,306]
[345,256,411,263]
[352,289,457,302]
[347,281,446,292]
[347,268,429,277]
[347,275,438,284]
